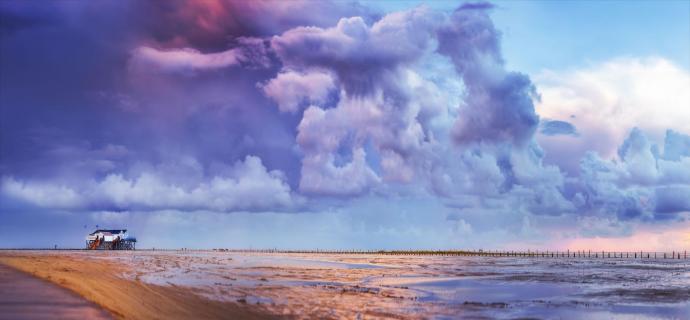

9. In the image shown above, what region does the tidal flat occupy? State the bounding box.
[1,250,688,319]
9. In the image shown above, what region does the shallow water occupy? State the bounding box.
[59,251,690,319]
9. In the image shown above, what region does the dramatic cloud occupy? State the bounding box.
[269,7,446,195]
[437,4,539,147]
[271,7,441,94]
[1,1,688,248]
[126,0,377,51]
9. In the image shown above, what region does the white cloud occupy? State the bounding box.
[578,129,690,221]
[261,70,336,113]
[535,57,690,173]
[299,147,380,196]
[2,178,84,208]
[1,156,299,212]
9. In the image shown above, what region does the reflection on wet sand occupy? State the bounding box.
[1,251,688,319]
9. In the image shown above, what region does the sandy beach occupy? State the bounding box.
[0,263,111,320]
[0,251,276,320]
[1,250,689,319]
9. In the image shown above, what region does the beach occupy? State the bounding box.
[0,250,688,319]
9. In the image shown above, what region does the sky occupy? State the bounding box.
[0,0,689,250]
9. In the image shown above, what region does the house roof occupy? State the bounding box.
[89,229,127,235]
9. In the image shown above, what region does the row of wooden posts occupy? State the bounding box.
[8,248,686,259]
[218,249,689,259]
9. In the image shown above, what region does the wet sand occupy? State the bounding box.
[0,263,111,320]
[0,252,277,320]
[1,250,689,319]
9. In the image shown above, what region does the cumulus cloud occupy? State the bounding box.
[270,7,447,195]
[261,70,337,113]
[412,4,573,219]
[299,147,380,196]
[265,3,572,215]
[577,128,690,221]
[437,4,539,147]
[1,156,300,212]
[535,57,690,173]
[2,0,688,248]
[2,179,84,208]
[271,7,442,95]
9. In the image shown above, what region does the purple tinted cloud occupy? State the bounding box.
[437,5,539,147]
[260,70,337,113]
[2,156,300,212]
[1,1,689,248]
[130,38,270,74]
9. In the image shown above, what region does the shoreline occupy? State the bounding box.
[0,252,277,320]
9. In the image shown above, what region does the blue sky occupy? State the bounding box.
[365,0,690,72]
[1,1,689,250]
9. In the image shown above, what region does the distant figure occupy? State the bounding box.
[54,245,57,250]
